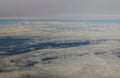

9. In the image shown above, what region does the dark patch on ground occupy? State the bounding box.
[41,56,58,61]
[0,36,90,56]
[26,40,90,50]
[0,37,29,46]
[79,53,89,56]
[0,36,31,55]
[116,55,120,57]
[10,59,38,68]
[0,69,4,73]
[24,60,38,67]
[95,52,106,55]
[112,52,120,58]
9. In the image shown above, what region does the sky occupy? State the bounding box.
[0,0,120,19]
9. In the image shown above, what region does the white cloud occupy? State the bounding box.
[0,21,120,78]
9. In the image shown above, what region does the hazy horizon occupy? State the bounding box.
[0,0,120,19]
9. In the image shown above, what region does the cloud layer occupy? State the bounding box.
[0,21,120,78]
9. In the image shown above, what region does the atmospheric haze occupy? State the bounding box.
[0,20,120,78]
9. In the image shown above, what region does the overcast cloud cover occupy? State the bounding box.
[0,21,120,78]
[1,0,120,78]
[0,0,120,19]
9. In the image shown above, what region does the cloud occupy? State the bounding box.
[1,39,120,78]
[0,21,120,78]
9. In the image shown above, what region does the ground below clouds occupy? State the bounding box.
[0,36,120,78]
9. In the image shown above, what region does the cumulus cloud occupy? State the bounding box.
[0,21,120,78]
[1,22,120,39]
